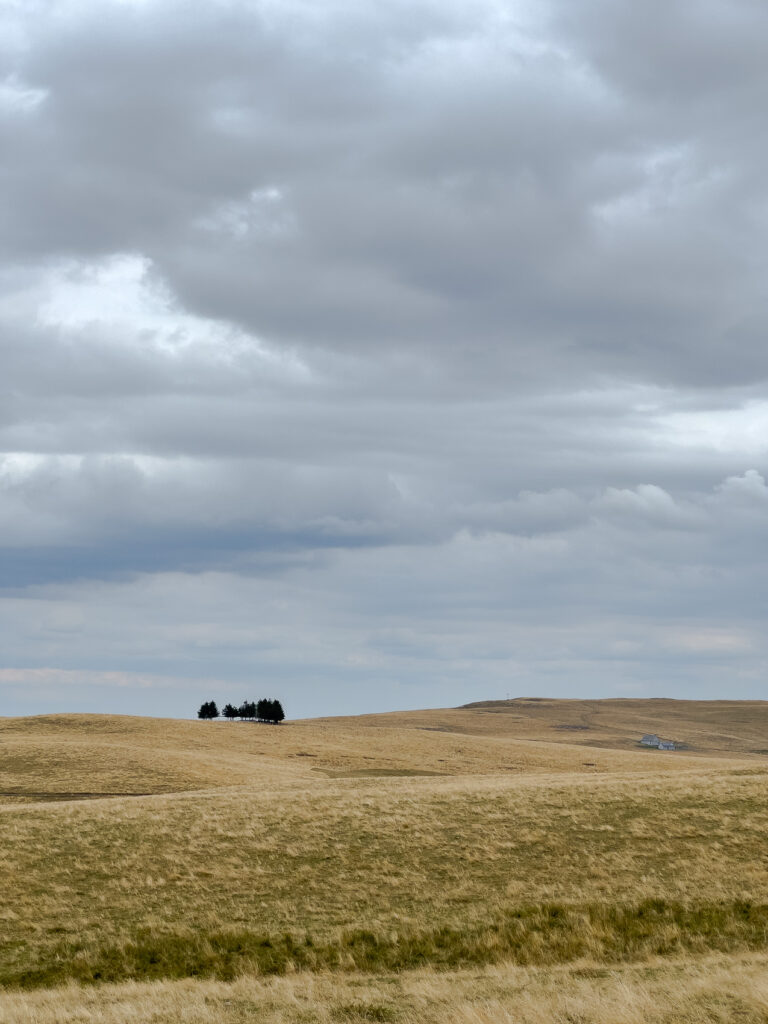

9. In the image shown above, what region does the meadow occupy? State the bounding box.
[1,699,768,1022]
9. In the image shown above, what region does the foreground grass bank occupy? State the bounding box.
[5,898,768,990]
[4,953,768,1024]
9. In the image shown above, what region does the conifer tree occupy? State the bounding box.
[238,700,256,720]
[271,698,285,724]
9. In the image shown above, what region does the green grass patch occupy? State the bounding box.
[5,899,768,991]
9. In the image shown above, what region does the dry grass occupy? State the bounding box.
[2,767,768,985]
[4,954,768,1023]
[0,699,759,800]
[322,696,768,759]
[2,701,768,1019]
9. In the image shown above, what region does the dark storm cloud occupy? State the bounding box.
[1,0,767,714]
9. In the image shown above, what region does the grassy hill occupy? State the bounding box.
[320,696,768,757]
[1,697,764,800]
[2,699,768,1022]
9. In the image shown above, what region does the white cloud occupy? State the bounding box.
[656,403,768,456]
[34,254,307,378]
[715,468,768,503]
[0,73,47,114]
[594,484,704,529]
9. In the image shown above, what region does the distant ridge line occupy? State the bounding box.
[457,697,768,709]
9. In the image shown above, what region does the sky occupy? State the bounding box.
[1,0,767,719]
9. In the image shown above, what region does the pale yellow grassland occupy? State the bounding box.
[3,702,768,1021]
[319,696,768,758]
[4,953,768,1023]
[0,700,757,800]
[1,767,768,976]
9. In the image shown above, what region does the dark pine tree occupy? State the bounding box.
[222,703,238,721]
[263,698,285,724]
[271,698,285,724]
[197,701,219,719]
[256,698,269,722]
[238,700,256,720]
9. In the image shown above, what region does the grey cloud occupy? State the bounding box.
[2,0,764,387]
[554,0,768,107]
[1,0,767,714]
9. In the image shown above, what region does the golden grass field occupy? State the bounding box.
[1,698,768,1022]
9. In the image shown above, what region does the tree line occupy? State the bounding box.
[197,698,285,724]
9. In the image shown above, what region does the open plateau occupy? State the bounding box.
[3,698,768,1023]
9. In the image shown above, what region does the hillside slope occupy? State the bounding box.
[309,697,768,757]
[1,697,759,799]
[2,698,768,1019]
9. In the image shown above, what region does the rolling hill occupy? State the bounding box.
[2,698,768,1023]
[1,697,764,802]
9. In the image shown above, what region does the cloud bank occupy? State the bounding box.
[1,0,767,716]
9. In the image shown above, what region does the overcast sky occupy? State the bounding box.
[1,0,767,719]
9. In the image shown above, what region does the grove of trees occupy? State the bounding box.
[197,700,219,719]
[198,698,285,724]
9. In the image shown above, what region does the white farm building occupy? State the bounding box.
[640,734,675,750]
